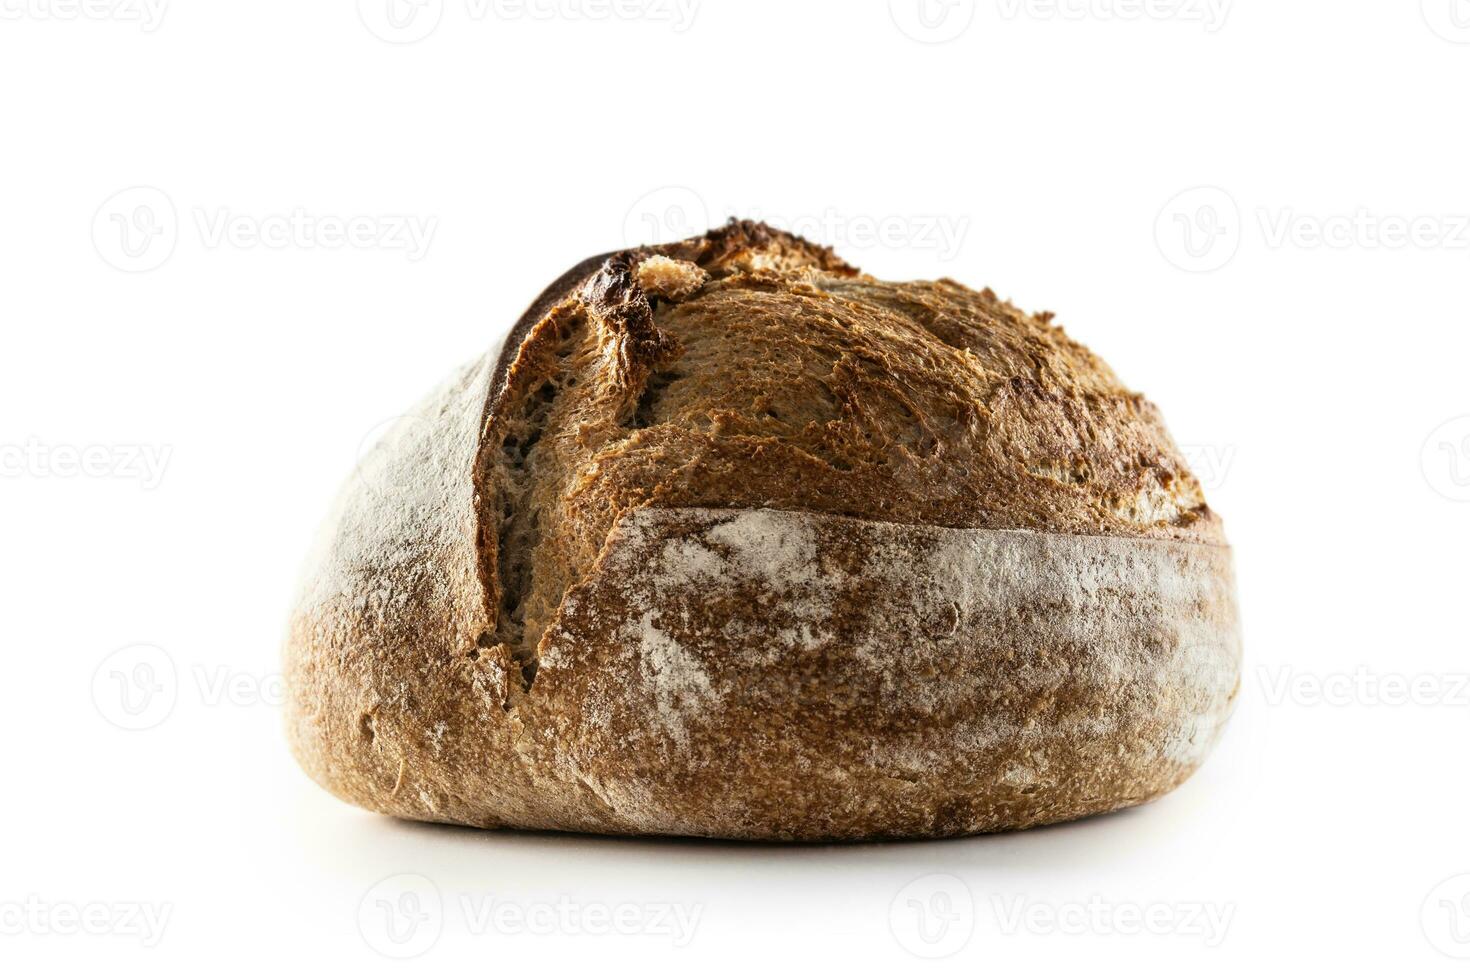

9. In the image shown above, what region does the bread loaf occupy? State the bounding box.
[284,220,1240,841]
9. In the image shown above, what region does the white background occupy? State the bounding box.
[3,0,1468,975]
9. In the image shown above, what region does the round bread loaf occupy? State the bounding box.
[284,220,1240,841]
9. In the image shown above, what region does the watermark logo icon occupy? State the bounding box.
[93,187,437,267]
[1155,186,1240,273]
[91,644,178,730]
[1422,416,1470,502]
[358,0,444,43]
[889,0,976,43]
[888,873,975,958]
[1423,0,1470,43]
[92,187,177,273]
[623,186,710,247]
[354,414,436,502]
[1422,874,1470,958]
[358,874,443,958]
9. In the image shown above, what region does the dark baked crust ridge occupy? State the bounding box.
[482,220,854,418]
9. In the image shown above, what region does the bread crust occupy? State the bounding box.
[284,221,1240,841]
[533,507,1238,840]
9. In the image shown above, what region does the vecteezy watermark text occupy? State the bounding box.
[473,0,697,30]
[888,874,1233,957]
[1179,443,1236,491]
[0,897,172,947]
[459,894,701,943]
[92,644,284,731]
[0,0,168,30]
[1259,665,1470,709]
[622,188,970,261]
[357,874,702,959]
[0,438,171,489]
[357,0,698,43]
[1157,186,1470,273]
[193,208,436,260]
[745,207,970,262]
[991,895,1235,946]
[995,0,1230,32]
[93,187,437,272]
[1258,208,1470,251]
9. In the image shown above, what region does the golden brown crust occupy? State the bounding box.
[479,220,1220,693]
[283,221,1239,841]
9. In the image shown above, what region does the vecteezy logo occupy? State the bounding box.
[622,186,710,248]
[354,414,434,502]
[357,0,444,43]
[889,0,976,43]
[358,873,443,958]
[92,187,178,273]
[91,644,178,730]
[1422,0,1470,43]
[1422,416,1470,502]
[888,873,975,958]
[1155,186,1241,273]
[1422,874,1470,958]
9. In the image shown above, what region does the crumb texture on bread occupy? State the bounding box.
[284,220,1239,841]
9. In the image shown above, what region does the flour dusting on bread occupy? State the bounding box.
[284,220,1240,841]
